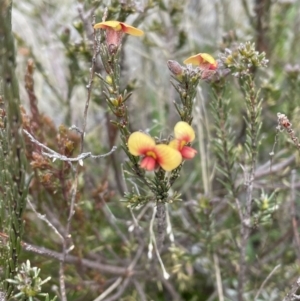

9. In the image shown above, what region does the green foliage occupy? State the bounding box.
[0,1,28,298]
[2,0,300,301]
[6,260,55,301]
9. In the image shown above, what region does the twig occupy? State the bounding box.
[133,280,147,301]
[41,204,67,238]
[77,5,97,41]
[254,264,280,300]
[102,278,132,301]
[158,274,184,301]
[235,198,244,223]
[59,262,67,301]
[93,241,145,301]
[128,203,151,233]
[23,129,117,163]
[27,198,64,243]
[127,238,145,271]
[93,277,123,301]
[213,253,224,301]
[69,125,83,135]
[149,205,170,279]
[99,194,129,245]
[255,154,295,179]
[14,238,139,275]
[81,14,98,152]
[282,277,300,301]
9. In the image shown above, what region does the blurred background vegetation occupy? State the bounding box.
[1,0,300,300]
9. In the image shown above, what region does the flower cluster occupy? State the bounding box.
[128,121,196,172]
[220,42,268,77]
[93,20,211,171]
[169,52,220,82]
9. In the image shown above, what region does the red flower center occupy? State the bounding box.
[140,157,157,171]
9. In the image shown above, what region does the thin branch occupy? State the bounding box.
[80,14,98,152]
[133,280,147,301]
[27,198,64,243]
[41,204,67,239]
[149,205,170,279]
[14,238,139,275]
[255,154,295,179]
[99,277,131,301]
[127,239,145,272]
[254,264,280,300]
[99,194,129,245]
[235,198,244,223]
[158,274,184,301]
[93,277,123,301]
[59,262,67,301]
[93,241,145,301]
[213,253,224,301]
[282,277,300,301]
[23,129,117,163]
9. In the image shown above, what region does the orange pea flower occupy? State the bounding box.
[169,122,197,159]
[94,21,144,36]
[128,132,182,171]
[94,21,144,49]
[184,53,217,70]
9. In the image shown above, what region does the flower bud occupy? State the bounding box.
[167,60,183,78]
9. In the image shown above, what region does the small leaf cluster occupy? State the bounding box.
[6,260,56,301]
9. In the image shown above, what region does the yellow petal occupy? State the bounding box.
[120,22,144,36]
[199,53,216,65]
[184,53,217,69]
[155,145,182,171]
[94,21,122,31]
[94,21,144,36]
[168,139,181,151]
[174,121,195,142]
[128,132,156,156]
